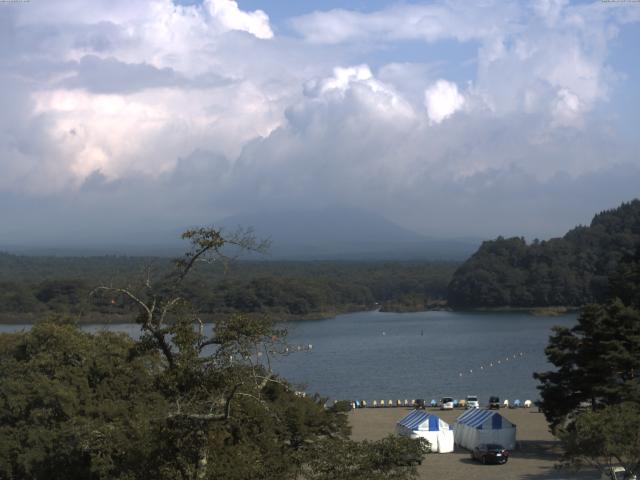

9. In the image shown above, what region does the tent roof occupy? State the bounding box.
[456,409,515,430]
[397,410,451,431]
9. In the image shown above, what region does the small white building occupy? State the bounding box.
[454,409,516,451]
[395,410,455,453]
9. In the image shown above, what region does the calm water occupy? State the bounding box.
[0,310,576,405]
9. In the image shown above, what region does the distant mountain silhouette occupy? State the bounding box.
[0,207,481,260]
[218,207,480,260]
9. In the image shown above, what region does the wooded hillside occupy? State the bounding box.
[447,200,640,308]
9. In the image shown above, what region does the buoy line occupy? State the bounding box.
[457,351,526,378]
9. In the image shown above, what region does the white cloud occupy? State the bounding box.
[290,3,510,45]
[552,88,583,127]
[205,0,273,40]
[424,80,465,124]
[1,0,639,241]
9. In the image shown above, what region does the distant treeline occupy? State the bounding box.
[0,255,457,322]
[447,199,640,308]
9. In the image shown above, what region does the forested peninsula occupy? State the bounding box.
[0,256,456,323]
[447,199,640,308]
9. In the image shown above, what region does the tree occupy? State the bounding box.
[0,321,166,479]
[557,403,640,476]
[535,243,640,476]
[534,300,640,430]
[0,227,426,479]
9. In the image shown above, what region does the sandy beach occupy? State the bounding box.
[349,407,600,480]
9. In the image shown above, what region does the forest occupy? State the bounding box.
[0,254,457,323]
[447,200,640,308]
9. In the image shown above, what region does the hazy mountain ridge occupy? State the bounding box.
[219,207,481,260]
[1,207,481,260]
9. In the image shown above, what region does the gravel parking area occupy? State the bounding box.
[349,407,600,480]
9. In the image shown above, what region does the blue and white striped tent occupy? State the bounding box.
[395,410,454,453]
[454,409,516,451]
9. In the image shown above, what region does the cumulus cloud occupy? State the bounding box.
[424,80,465,124]
[0,0,639,243]
[205,0,273,39]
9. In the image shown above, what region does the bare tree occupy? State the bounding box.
[92,227,286,479]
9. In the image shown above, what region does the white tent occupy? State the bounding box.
[454,409,516,451]
[395,410,454,453]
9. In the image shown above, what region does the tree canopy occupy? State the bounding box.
[0,227,427,480]
[535,245,640,476]
[448,199,640,308]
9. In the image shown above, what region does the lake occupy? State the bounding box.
[0,309,576,405]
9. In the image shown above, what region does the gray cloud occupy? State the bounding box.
[0,1,639,248]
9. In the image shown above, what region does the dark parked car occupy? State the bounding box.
[489,396,500,409]
[414,398,426,409]
[471,444,509,465]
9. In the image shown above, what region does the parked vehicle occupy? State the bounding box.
[489,396,500,409]
[414,398,426,410]
[440,397,454,410]
[601,466,637,480]
[466,395,479,409]
[471,444,509,465]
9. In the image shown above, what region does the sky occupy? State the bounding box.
[1,0,639,246]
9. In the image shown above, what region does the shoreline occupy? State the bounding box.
[0,304,579,325]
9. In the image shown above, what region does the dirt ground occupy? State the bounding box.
[349,407,601,480]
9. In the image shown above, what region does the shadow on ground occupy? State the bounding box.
[514,440,562,460]
[518,468,600,480]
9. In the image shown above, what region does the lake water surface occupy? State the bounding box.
[0,310,576,405]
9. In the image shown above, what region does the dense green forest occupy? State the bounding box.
[0,254,457,322]
[448,199,640,308]
[0,228,428,479]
